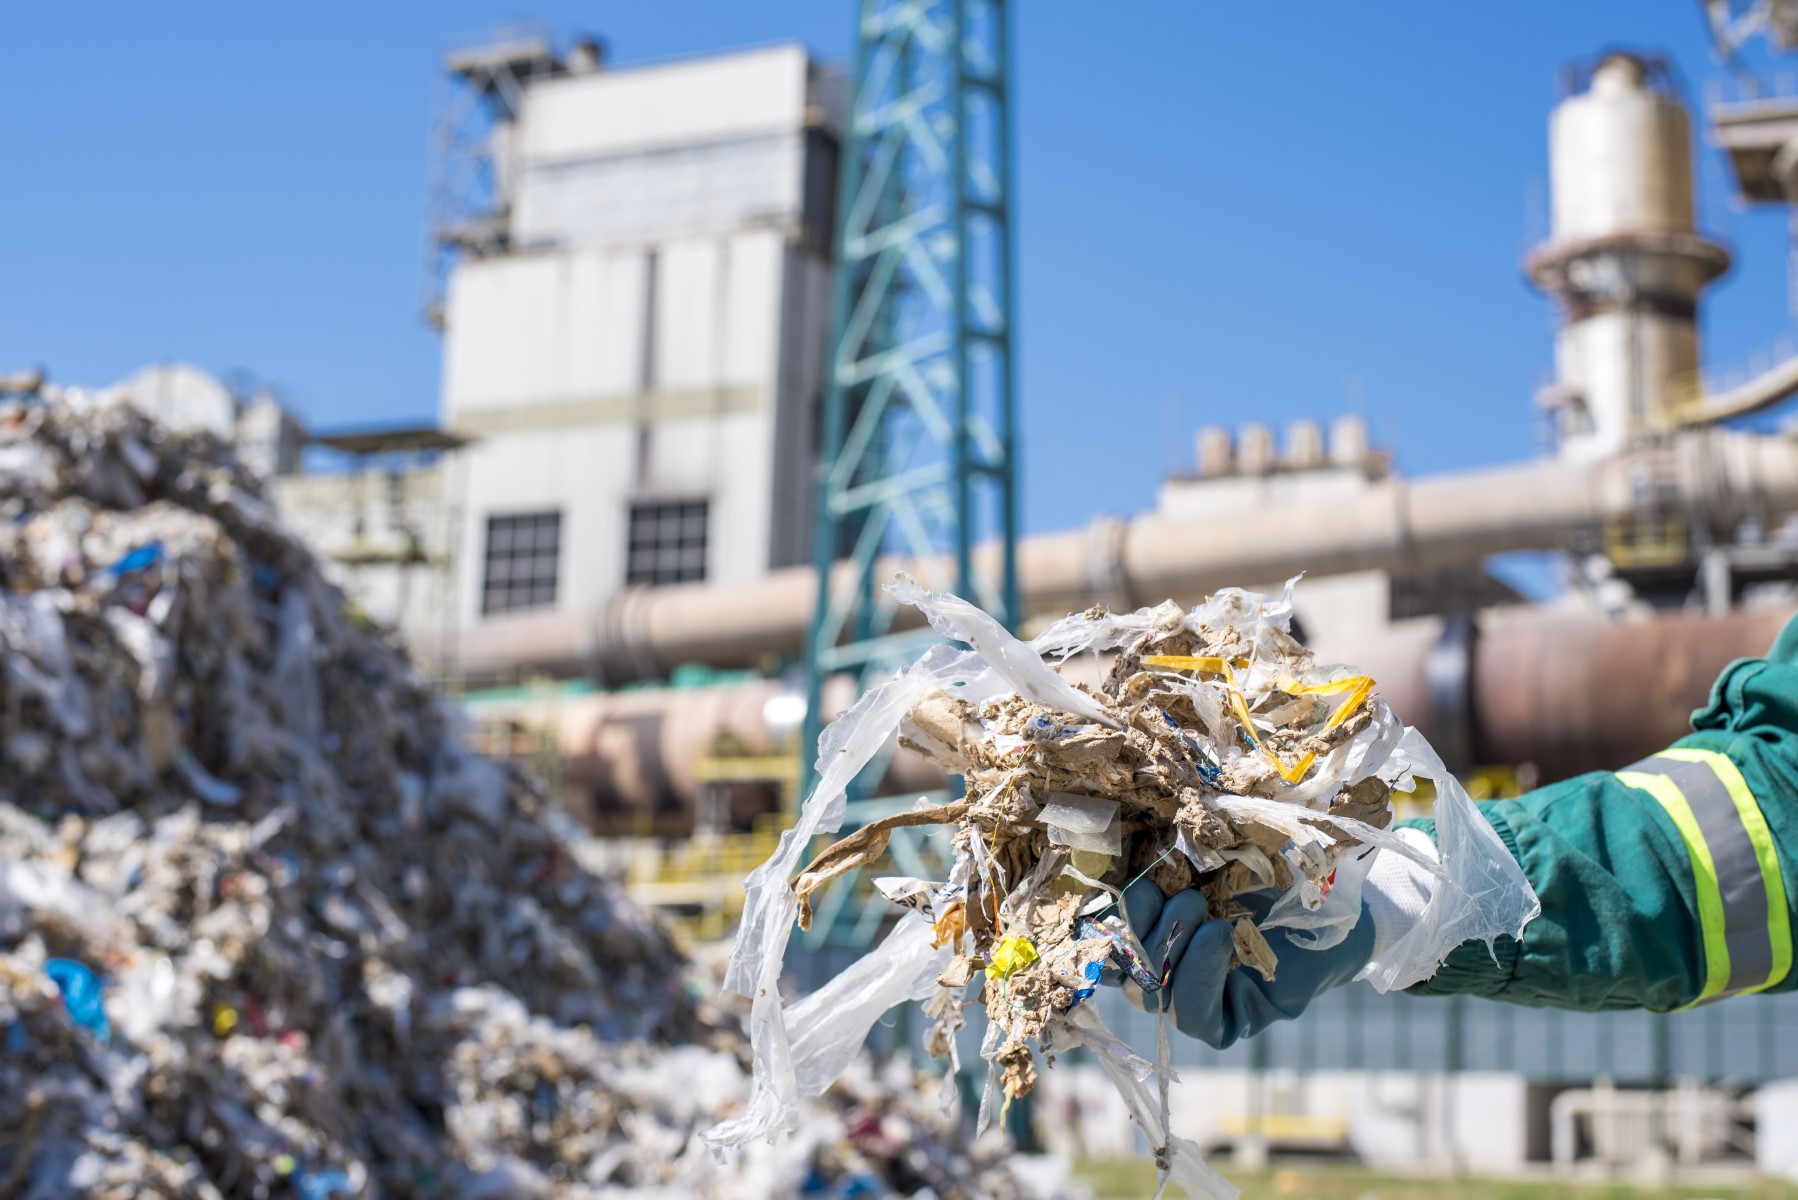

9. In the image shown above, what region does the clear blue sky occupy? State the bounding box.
[2,3,1792,547]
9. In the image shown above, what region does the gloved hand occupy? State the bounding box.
[1119,878,1376,1049]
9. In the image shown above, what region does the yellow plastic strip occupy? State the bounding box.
[1298,675,1377,730]
[1143,656,1374,783]
[1655,749,1793,993]
[1617,769,1731,1009]
[1140,655,1243,673]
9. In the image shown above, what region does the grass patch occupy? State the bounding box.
[1072,1159,1796,1200]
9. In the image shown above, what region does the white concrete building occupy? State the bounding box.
[436,38,842,634]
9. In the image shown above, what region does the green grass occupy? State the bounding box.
[1072,1159,1798,1200]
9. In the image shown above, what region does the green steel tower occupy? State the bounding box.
[802,0,1019,797]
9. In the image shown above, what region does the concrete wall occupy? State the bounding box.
[517,45,814,164]
[274,461,461,646]
[1034,1065,1532,1173]
[1760,1078,1798,1180]
[438,42,836,634]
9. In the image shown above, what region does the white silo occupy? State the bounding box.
[1528,54,1729,458]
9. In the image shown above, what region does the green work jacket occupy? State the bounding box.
[1401,614,1798,1012]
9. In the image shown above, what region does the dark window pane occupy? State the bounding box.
[482,511,561,615]
[625,499,709,587]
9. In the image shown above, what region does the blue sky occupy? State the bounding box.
[2,3,1793,554]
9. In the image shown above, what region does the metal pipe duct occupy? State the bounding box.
[1673,352,1798,428]
[442,429,1798,684]
[1324,605,1794,784]
[509,603,1794,823]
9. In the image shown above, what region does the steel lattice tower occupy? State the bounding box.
[802,0,1019,793]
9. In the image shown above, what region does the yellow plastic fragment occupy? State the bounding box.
[986,935,1039,979]
[212,1005,238,1037]
[1141,655,1245,673]
[1139,655,1375,784]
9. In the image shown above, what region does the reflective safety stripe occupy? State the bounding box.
[1614,769,1732,1006]
[1656,749,1794,992]
[1616,750,1792,1009]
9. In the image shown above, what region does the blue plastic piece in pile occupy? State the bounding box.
[45,958,110,1043]
[110,541,164,575]
[295,1169,354,1200]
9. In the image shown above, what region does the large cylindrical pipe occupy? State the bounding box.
[1319,605,1794,783]
[512,604,1794,824]
[1470,606,1791,780]
[437,430,1798,684]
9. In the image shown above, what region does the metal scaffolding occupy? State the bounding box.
[802,0,1020,799]
[419,28,561,329]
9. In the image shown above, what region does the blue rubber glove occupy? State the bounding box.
[1120,879,1376,1049]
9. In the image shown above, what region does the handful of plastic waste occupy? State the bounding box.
[706,575,1537,1199]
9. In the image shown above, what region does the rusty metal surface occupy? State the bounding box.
[1472,607,1793,781]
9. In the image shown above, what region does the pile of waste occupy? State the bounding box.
[0,394,1061,1199]
[709,579,1538,1199]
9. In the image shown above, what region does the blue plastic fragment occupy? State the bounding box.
[45,957,110,1043]
[1069,959,1103,1007]
[1074,915,1163,993]
[1163,712,1224,784]
[6,1022,27,1053]
[295,1169,354,1200]
[110,541,164,576]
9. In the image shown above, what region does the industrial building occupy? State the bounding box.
[369,31,1798,847]
[69,30,1798,869]
[430,36,841,636]
[389,29,1798,1179]
[151,36,851,683]
[444,38,1798,826]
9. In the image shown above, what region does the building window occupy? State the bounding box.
[626,499,708,586]
[482,511,561,615]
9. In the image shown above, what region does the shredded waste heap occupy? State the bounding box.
[708,578,1538,1200]
[0,395,1061,1200]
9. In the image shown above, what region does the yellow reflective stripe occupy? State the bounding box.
[1616,769,1732,1008]
[1654,749,1793,993]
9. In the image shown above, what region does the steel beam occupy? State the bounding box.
[802,0,1019,813]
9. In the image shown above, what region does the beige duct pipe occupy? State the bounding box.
[515,603,1794,825]
[1323,605,1795,782]
[443,429,1798,683]
[1671,353,1798,429]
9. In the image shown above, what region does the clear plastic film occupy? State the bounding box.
[1357,727,1541,992]
[708,638,991,1155]
[705,915,950,1152]
[1047,1004,1237,1200]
